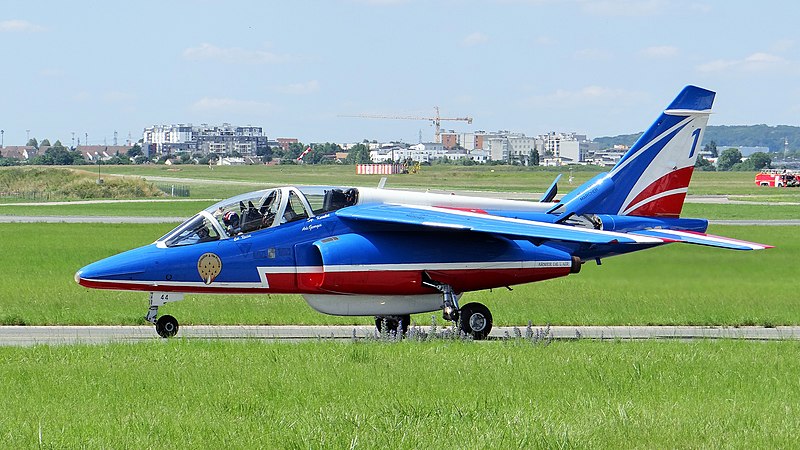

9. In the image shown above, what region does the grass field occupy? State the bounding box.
[1,339,799,448]
[93,164,800,198]
[0,200,211,218]
[0,223,792,327]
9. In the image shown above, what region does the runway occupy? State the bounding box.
[2,325,799,346]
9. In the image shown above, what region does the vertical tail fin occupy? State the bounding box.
[552,85,715,219]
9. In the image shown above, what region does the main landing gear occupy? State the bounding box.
[423,274,494,340]
[146,292,184,338]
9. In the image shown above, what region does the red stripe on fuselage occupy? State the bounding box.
[78,266,572,296]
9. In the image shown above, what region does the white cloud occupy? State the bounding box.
[276,80,320,95]
[697,52,786,73]
[462,32,488,47]
[182,43,291,64]
[72,91,91,102]
[574,48,612,61]
[39,68,65,77]
[104,91,136,103]
[525,86,646,107]
[534,36,556,46]
[579,0,665,16]
[349,0,408,4]
[770,39,795,53]
[190,97,273,114]
[0,20,45,32]
[640,45,679,59]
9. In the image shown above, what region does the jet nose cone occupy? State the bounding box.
[76,245,158,290]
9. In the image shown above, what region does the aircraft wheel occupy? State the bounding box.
[458,303,492,340]
[374,315,411,335]
[155,315,179,338]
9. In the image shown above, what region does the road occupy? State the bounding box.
[1,325,799,346]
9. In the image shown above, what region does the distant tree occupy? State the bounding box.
[256,145,272,157]
[746,152,771,171]
[717,148,742,171]
[40,138,51,147]
[530,149,540,166]
[694,156,716,171]
[345,144,371,164]
[27,138,38,149]
[703,140,718,158]
[127,144,143,158]
[286,142,306,160]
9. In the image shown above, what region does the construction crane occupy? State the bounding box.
[340,107,473,143]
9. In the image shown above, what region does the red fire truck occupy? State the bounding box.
[755,169,800,187]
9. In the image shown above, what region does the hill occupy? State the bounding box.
[595,125,800,152]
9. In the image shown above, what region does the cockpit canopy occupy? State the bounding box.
[157,186,358,247]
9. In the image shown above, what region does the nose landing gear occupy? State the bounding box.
[147,292,184,338]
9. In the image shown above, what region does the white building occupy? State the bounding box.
[539,132,594,163]
[142,123,268,156]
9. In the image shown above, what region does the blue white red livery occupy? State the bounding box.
[76,86,770,339]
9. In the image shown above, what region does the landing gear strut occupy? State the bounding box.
[423,274,493,340]
[147,292,184,338]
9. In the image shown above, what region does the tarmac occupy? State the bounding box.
[1,325,799,346]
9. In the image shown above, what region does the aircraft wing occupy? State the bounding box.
[337,203,666,245]
[631,229,772,250]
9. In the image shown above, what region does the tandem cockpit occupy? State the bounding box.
[157,186,359,248]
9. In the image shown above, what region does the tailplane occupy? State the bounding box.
[551,85,714,219]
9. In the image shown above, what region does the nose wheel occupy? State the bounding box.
[155,315,179,338]
[146,292,184,338]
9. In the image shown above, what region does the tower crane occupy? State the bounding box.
[340,107,473,143]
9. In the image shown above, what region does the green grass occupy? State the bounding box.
[99,163,800,195]
[681,202,800,219]
[0,223,792,327]
[1,339,799,448]
[0,166,164,201]
[0,200,213,217]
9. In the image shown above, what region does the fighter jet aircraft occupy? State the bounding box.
[76,85,770,339]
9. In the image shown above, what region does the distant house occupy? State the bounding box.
[0,146,37,160]
[78,145,131,162]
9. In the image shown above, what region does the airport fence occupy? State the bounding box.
[0,190,57,201]
[156,184,191,197]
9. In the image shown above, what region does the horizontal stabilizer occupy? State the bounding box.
[540,174,561,203]
[338,203,666,245]
[632,229,771,250]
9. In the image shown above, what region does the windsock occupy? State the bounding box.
[296,146,312,161]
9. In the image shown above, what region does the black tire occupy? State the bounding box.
[458,303,492,340]
[374,315,411,335]
[155,315,179,338]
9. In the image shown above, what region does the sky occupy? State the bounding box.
[1,0,799,147]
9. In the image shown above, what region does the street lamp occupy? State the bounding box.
[1,130,4,148]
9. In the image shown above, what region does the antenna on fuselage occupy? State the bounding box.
[378,177,387,189]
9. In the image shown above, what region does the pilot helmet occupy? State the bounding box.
[222,211,240,227]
